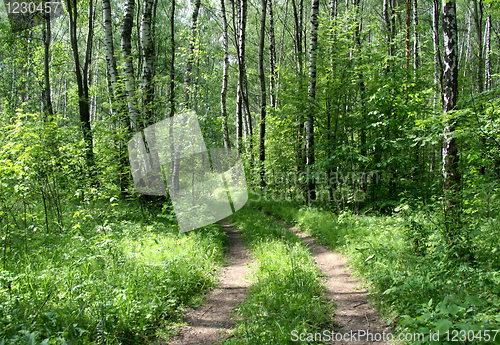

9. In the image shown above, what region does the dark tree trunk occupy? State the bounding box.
[66,0,95,173]
[42,10,53,119]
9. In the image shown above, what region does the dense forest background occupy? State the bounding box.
[0,0,500,342]
[0,0,499,213]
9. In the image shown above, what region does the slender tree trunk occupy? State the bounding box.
[268,0,277,108]
[184,0,201,109]
[433,0,443,107]
[276,0,288,104]
[485,15,492,90]
[406,0,411,69]
[306,0,319,202]
[104,0,131,197]
[121,0,138,131]
[42,10,53,119]
[292,0,305,176]
[103,0,119,94]
[442,0,461,218]
[327,0,337,201]
[238,0,253,163]
[413,0,419,73]
[258,0,267,187]
[221,0,231,150]
[169,0,176,118]
[231,0,243,153]
[383,0,393,72]
[353,0,366,158]
[66,0,95,172]
[141,0,155,126]
[472,0,484,93]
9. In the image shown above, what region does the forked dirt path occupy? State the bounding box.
[169,222,251,345]
[289,226,392,344]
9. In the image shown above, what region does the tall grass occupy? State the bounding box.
[0,201,227,345]
[252,197,500,344]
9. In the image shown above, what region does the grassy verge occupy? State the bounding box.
[252,197,500,345]
[0,200,227,345]
[223,205,334,345]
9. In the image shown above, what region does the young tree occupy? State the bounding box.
[306,0,319,202]
[485,15,491,90]
[268,0,277,108]
[42,10,53,118]
[433,0,443,107]
[184,0,201,109]
[221,0,231,150]
[168,0,176,118]
[258,0,267,187]
[65,0,95,172]
[472,0,484,93]
[413,0,419,72]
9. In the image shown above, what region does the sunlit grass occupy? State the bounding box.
[252,198,500,344]
[0,202,227,345]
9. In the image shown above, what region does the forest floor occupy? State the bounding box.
[169,222,252,345]
[169,217,390,344]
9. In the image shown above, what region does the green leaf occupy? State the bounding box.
[465,296,485,306]
[434,319,452,333]
[447,304,460,315]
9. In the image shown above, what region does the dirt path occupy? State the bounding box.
[169,222,251,345]
[290,227,392,344]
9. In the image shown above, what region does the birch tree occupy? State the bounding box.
[472,0,484,93]
[442,0,461,221]
[169,0,176,118]
[221,0,230,150]
[184,0,201,109]
[121,0,138,131]
[258,0,267,187]
[268,0,277,108]
[141,0,155,126]
[306,0,319,202]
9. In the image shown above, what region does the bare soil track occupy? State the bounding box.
[290,226,392,345]
[168,222,251,345]
[169,217,391,345]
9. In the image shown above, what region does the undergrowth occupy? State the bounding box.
[252,197,500,344]
[0,200,227,345]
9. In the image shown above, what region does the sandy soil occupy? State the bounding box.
[168,222,251,345]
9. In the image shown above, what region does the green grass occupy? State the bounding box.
[223,205,334,345]
[251,197,500,345]
[0,200,227,345]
